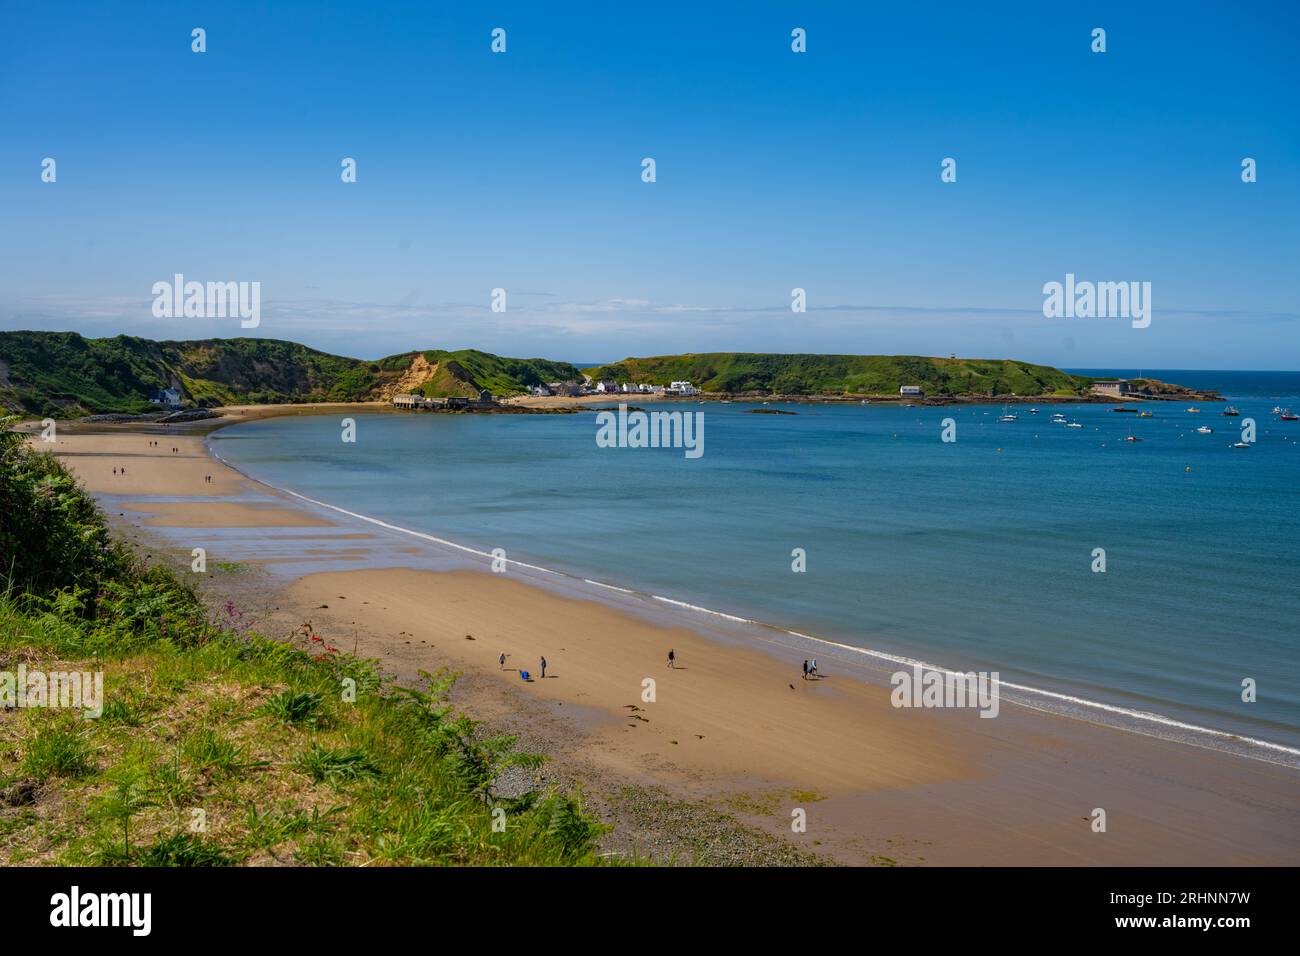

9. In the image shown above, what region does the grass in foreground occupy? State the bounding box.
[0,419,611,866]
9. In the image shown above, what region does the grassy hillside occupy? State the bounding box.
[0,420,611,866]
[376,349,581,399]
[583,353,1092,397]
[0,332,582,417]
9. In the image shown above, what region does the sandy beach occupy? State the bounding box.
[33,412,1300,865]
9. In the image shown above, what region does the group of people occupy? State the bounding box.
[500,652,547,680]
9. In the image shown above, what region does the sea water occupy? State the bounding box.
[212,372,1300,754]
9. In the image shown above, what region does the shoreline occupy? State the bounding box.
[33,410,1300,865]
[28,402,1300,764]
[207,435,1300,768]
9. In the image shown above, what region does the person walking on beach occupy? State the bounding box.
[540,656,547,679]
[802,660,810,680]
[667,649,675,669]
[499,652,507,670]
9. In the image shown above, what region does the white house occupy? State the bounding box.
[150,387,182,407]
[596,380,620,393]
[668,380,700,396]
[899,385,924,396]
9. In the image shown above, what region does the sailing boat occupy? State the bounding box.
[997,404,1017,422]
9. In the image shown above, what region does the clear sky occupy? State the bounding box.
[1,1,1296,368]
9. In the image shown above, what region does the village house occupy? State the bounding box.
[149,387,182,407]
[667,380,700,396]
[899,385,924,396]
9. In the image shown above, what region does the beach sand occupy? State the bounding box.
[36,415,1300,866]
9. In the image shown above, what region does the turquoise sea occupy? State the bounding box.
[211,371,1300,757]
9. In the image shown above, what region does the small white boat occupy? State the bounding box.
[1196,426,1213,434]
[997,404,1017,422]
[1223,406,1241,416]
[1231,442,1251,449]
[1186,407,1201,413]
[1030,408,1039,414]
[1272,406,1283,415]
[1065,421,1083,429]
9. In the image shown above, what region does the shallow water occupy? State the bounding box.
[212,374,1300,755]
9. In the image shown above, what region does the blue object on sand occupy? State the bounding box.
[520,670,530,681]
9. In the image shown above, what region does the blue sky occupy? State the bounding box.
[1,1,1296,368]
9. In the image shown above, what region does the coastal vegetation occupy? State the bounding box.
[0,419,610,865]
[583,353,1093,398]
[0,332,582,418]
[2,331,1215,419]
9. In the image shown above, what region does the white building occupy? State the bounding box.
[1090,380,1133,397]
[668,380,700,396]
[596,381,620,393]
[899,385,924,396]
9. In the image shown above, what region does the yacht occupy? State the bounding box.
[1222,406,1241,416]
[1281,409,1299,421]
[1231,441,1251,449]
[997,404,1017,422]
[1186,407,1201,413]
[1065,421,1083,429]
[1196,426,1213,434]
